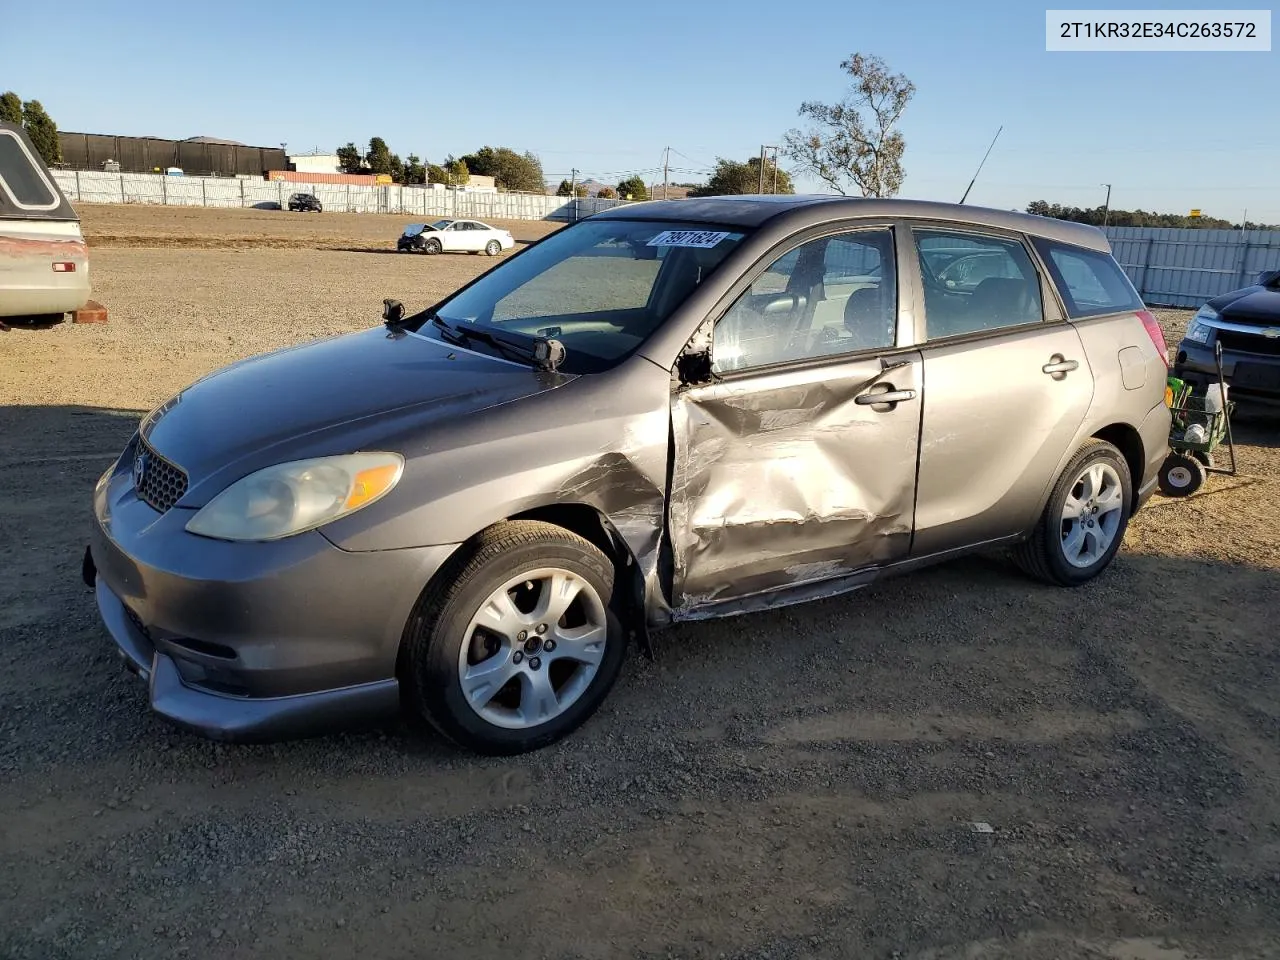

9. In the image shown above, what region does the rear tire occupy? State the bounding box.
[1012,438,1132,587]
[485,240,501,256]
[401,520,627,755]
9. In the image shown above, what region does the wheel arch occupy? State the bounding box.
[1090,421,1145,511]
[395,502,654,680]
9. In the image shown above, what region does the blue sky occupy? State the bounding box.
[3,0,1277,221]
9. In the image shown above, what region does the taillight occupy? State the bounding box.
[53,261,76,272]
[1137,309,1168,367]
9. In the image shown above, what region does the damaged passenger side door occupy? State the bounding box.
[668,225,924,615]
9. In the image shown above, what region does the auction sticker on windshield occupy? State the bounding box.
[647,230,732,248]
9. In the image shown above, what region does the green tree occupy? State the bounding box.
[337,142,364,174]
[783,52,915,197]
[20,99,61,165]
[365,137,395,176]
[445,157,470,185]
[616,175,648,200]
[1023,200,1275,231]
[403,154,426,185]
[555,179,574,197]
[575,184,589,198]
[0,91,22,125]
[688,157,795,197]
[596,186,617,199]
[459,145,545,192]
[426,163,449,185]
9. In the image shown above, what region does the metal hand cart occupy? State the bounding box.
[1158,340,1237,497]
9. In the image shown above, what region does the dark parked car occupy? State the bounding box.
[1174,269,1280,405]
[287,192,322,213]
[86,196,1170,755]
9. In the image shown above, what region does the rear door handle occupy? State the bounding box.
[856,388,916,406]
[1042,356,1079,375]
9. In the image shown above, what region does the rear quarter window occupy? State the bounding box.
[0,130,60,210]
[1031,237,1144,318]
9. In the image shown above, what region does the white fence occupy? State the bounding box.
[50,170,634,222]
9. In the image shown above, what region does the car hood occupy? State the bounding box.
[140,327,571,502]
[1214,285,1280,324]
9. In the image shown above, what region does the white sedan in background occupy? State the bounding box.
[397,219,516,256]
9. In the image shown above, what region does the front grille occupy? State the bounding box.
[134,439,189,513]
[1217,329,1280,358]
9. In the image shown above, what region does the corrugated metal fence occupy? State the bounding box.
[1102,226,1280,309]
[50,170,633,222]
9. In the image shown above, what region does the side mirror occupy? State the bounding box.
[382,299,406,325]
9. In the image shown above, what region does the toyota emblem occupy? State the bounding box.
[133,453,148,489]
[1262,327,1280,339]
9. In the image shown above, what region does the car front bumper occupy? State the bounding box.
[86,452,459,742]
[1175,338,1280,404]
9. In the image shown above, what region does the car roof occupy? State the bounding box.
[593,195,1111,253]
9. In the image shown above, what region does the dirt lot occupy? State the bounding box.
[1,204,1278,960]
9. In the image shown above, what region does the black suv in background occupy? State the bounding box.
[287,192,322,213]
[1175,269,1280,406]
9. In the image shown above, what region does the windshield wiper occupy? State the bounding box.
[432,316,567,371]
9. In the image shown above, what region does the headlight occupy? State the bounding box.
[185,452,404,542]
[1184,306,1217,344]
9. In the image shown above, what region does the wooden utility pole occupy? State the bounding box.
[663,147,669,200]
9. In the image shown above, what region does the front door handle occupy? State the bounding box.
[1042,355,1079,375]
[856,388,916,406]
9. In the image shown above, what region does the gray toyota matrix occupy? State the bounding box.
[86,196,1172,754]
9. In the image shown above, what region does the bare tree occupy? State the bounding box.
[783,53,915,198]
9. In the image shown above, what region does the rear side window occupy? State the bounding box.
[1031,238,1144,318]
[0,130,60,210]
[914,229,1043,339]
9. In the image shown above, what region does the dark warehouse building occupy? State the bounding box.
[57,132,287,177]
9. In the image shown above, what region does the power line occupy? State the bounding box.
[670,147,716,169]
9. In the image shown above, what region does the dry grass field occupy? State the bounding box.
[1,203,1278,960]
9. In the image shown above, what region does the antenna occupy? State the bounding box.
[958,125,1002,205]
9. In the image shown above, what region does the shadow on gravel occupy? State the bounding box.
[0,313,68,331]
[2,402,1279,960]
[1230,407,1280,444]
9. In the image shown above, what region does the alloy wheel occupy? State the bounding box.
[456,568,608,729]
[1060,462,1125,568]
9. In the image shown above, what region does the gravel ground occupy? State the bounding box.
[1,205,1279,960]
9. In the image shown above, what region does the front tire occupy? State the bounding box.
[1012,438,1132,587]
[423,238,441,255]
[401,520,627,755]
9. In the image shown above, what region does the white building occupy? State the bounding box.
[287,151,341,175]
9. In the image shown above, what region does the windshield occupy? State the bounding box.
[429,219,453,231]
[426,219,748,373]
